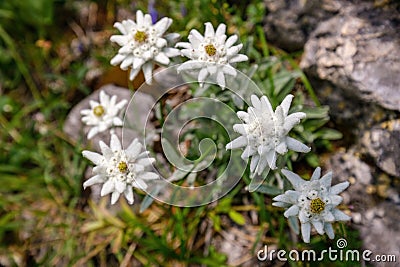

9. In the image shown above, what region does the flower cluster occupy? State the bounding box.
[77,10,351,245]
[83,134,158,205]
[226,94,310,176]
[110,10,180,84]
[273,168,350,243]
[80,90,127,139]
[176,22,248,89]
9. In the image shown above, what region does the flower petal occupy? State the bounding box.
[110,35,128,46]
[284,112,306,132]
[198,68,209,83]
[272,201,291,208]
[140,172,159,180]
[177,60,204,72]
[330,181,350,195]
[137,157,155,167]
[226,136,247,150]
[229,54,248,63]
[136,10,144,26]
[275,142,288,155]
[281,169,306,191]
[115,180,126,193]
[319,171,332,188]
[124,187,134,204]
[133,179,148,190]
[110,54,126,66]
[324,223,335,239]
[241,146,254,159]
[280,94,294,117]
[101,180,115,196]
[332,209,351,221]
[113,22,128,35]
[311,167,321,181]
[323,211,335,222]
[284,205,299,218]
[301,222,311,243]
[250,154,259,173]
[110,134,122,151]
[83,175,104,189]
[126,139,142,159]
[312,220,325,235]
[82,151,103,165]
[142,62,154,84]
[260,96,274,114]
[266,149,277,170]
[330,195,343,206]
[215,23,226,36]
[204,22,215,38]
[111,191,120,205]
[250,95,262,110]
[216,71,225,89]
[154,17,172,35]
[273,190,300,204]
[129,66,141,81]
[87,127,99,140]
[225,35,238,48]
[232,124,247,135]
[286,137,311,153]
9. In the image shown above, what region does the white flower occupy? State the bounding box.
[80,90,127,139]
[82,134,159,205]
[176,22,248,89]
[110,10,180,84]
[226,94,310,176]
[273,167,351,243]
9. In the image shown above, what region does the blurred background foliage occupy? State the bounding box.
[0,0,357,266]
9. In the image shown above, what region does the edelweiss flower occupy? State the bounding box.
[110,10,180,84]
[226,94,310,176]
[273,167,351,243]
[80,91,127,139]
[176,22,248,89]
[82,134,159,205]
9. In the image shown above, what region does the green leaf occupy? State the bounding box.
[140,184,163,213]
[302,106,330,119]
[315,128,343,140]
[228,210,246,226]
[305,153,320,168]
[255,184,283,196]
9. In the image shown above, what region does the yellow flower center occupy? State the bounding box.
[118,161,128,173]
[93,105,105,117]
[134,31,147,43]
[310,198,325,214]
[204,44,217,56]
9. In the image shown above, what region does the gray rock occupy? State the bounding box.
[325,150,375,211]
[264,0,342,51]
[357,202,400,267]
[361,120,400,177]
[301,1,400,112]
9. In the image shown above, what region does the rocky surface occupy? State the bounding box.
[300,1,400,112]
[264,0,342,51]
[361,119,400,177]
[264,1,400,265]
